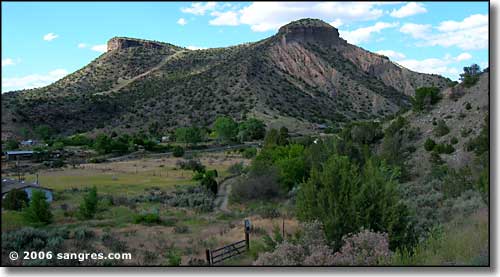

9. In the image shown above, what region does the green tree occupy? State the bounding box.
[34,125,54,141]
[94,134,113,154]
[411,87,441,111]
[213,116,238,143]
[263,129,280,148]
[5,139,19,151]
[296,155,413,250]
[424,138,436,151]
[3,189,29,211]
[460,64,481,88]
[79,186,98,219]
[200,170,218,194]
[175,127,203,146]
[237,118,266,142]
[297,154,361,250]
[278,127,289,146]
[23,190,52,225]
[172,146,185,157]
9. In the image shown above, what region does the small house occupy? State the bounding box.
[1,178,53,202]
[5,150,34,161]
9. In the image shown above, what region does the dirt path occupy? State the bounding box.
[95,50,187,96]
[214,175,240,212]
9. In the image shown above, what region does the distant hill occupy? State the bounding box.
[1,18,450,139]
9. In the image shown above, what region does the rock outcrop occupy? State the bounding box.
[107,37,166,51]
[277,18,346,46]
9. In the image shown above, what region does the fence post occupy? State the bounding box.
[205,249,211,266]
[244,219,251,251]
[245,232,250,251]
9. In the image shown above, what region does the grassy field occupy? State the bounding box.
[1,152,281,265]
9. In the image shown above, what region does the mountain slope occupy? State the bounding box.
[1,18,450,139]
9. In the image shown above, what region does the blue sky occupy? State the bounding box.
[1,1,489,92]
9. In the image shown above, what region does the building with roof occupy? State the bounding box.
[1,178,53,202]
[5,150,34,161]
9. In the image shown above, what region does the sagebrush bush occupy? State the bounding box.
[228,162,245,175]
[134,212,162,225]
[254,221,335,266]
[2,227,67,254]
[176,159,205,172]
[332,229,391,265]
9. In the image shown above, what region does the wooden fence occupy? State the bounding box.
[205,220,250,265]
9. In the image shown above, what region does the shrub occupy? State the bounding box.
[78,186,98,219]
[74,227,94,240]
[176,159,205,172]
[433,143,455,154]
[412,87,441,111]
[172,146,185,157]
[167,185,214,212]
[242,147,257,158]
[173,225,190,234]
[424,138,436,151]
[4,139,19,150]
[23,190,52,225]
[450,137,459,145]
[134,212,162,225]
[332,229,392,265]
[3,189,29,211]
[254,221,335,266]
[231,167,281,202]
[101,232,128,252]
[434,120,450,137]
[439,190,486,222]
[166,249,182,266]
[297,156,414,250]
[460,64,481,88]
[2,228,49,252]
[227,162,245,175]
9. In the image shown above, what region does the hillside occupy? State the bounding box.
[1,18,450,139]
[403,72,489,179]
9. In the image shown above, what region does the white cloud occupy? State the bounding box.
[455,52,472,62]
[2,58,16,67]
[340,22,398,44]
[177,18,187,26]
[329,19,343,28]
[2,69,68,92]
[209,11,239,26]
[390,2,427,18]
[426,14,488,50]
[186,45,208,50]
[205,2,398,32]
[395,53,473,79]
[43,32,58,41]
[400,14,488,50]
[78,43,87,48]
[437,14,488,32]
[181,2,217,15]
[375,50,406,60]
[91,44,107,53]
[399,23,431,39]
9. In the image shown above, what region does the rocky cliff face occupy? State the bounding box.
[2,18,453,139]
[107,37,166,51]
[277,18,346,46]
